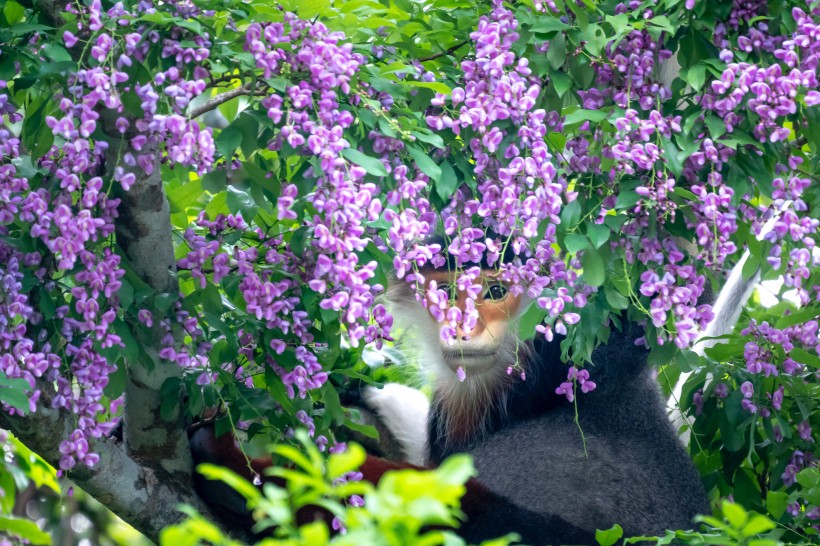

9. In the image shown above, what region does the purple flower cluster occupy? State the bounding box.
[685,5,820,269]
[0,0,226,469]
[634,239,714,348]
[783,450,814,487]
[555,366,597,403]
[422,1,576,341]
[741,319,818,378]
[0,249,55,415]
[595,18,673,110]
[0,85,126,468]
[611,109,681,177]
[244,15,391,351]
[174,210,334,401]
[758,168,819,306]
[698,317,819,446]
[564,3,722,346]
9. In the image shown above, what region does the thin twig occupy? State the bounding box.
[418,40,470,62]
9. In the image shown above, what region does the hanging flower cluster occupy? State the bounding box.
[421,1,577,345]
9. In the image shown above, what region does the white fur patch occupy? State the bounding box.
[363,383,429,466]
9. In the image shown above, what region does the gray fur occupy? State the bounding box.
[425,325,709,545]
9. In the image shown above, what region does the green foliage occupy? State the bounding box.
[170,431,516,546]
[0,0,818,543]
[0,515,51,545]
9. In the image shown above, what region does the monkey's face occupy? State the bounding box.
[423,270,524,374]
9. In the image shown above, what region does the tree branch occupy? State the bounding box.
[105,138,195,478]
[188,84,254,121]
[0,380,227,543]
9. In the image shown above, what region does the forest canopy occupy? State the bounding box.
[0,0,818,544]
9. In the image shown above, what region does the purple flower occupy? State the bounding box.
[456,366,467,382]
[555,381,574,402]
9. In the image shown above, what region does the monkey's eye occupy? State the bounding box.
[438,283,455,300]
[484,283,508,301]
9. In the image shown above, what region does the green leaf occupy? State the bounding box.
[8,23,53,35]
[215,124,242,158]
[547,32,567,70]
[0,387,29,414]
[341,148,388,177]
[327,443,366,481]
[765,491,788,519]
[586,223,610,249]
[0,372,30,391]
[517,300,548,340]
[564,233,589,253]
[398,80,452,95]
[683,64,707,91]
[160,377,182,421]
[530,18,570,34]
[226,186,257,220]
[343,418,378,439]
[290,226,311,257]
[775,307,818,329]
[2,1,26,25]
[580,24,607,56]
[104,362,127,399]
[408,146,441,182]
[646,15,673,34]
[705,114,727,140]
[742,514,776,536]
[718,408,746,452]
[0,516,50,545]
[560,199,582,228]
[196,464,262,503]
[581,250,605,287]
[789,347,820,368]
[595,524,624,546]
[436,160,458,200]
[605,13,630,35]
[648,339,677,367]
[201,169,227,193]
[411,130,445,149]
[722,502,749,530]
[604,285,629,310]
[615,189,641,210]
[563,108,610,125]
[551,70,572,97]
[661,137,683,177]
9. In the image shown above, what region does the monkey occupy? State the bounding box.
[357,238,764,546]
[189,243,757,545]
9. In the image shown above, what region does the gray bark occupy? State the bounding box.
[0,380,222,543]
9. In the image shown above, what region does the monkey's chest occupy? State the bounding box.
[466,408,697,535]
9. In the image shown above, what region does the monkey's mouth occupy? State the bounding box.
[442,350,498,362]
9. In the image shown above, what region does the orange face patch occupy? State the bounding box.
[423,270,523,344]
